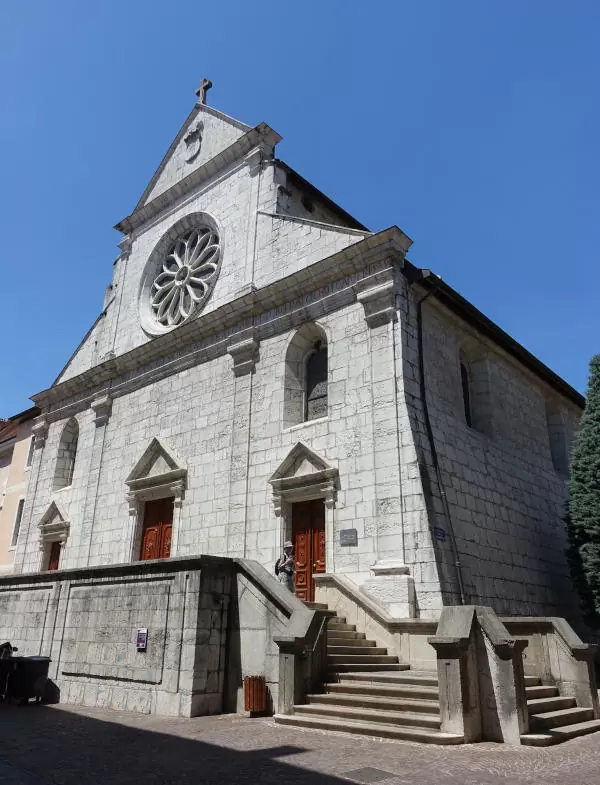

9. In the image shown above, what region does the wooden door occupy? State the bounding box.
[292,500,326,602]
[47,541,61,571]
[140,498,174,561]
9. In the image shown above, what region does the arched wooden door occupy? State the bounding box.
[292,499,325,602]
[140,498,173,561]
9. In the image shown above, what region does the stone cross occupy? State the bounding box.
[195,78,212,105]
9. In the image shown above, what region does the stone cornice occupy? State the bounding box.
[116,123,282,235]
[32,227,409,416]
[257,211,373,238]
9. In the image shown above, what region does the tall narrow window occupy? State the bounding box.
[546,401,570,477]
[53,419,79,491]
[25,437,35,469]
[460,362,472,428]
[11,498,24,548]
[305,342,328,421]
[283,323,328,428]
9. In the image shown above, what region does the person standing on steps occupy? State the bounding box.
[275,541,295,593]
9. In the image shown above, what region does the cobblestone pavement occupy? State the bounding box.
[0,703,599,785]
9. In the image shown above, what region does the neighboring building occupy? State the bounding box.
[12,86,582,622]
[0,408,38,573]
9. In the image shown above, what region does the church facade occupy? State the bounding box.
[13,87,583,621]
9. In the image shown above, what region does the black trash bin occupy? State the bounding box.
[7,656,51,704]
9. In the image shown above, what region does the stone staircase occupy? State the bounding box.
[274,607,600,746]
[275,609,463,744]
[521,682,600,746]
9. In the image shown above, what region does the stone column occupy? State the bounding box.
[80,392,113,566]
[226,333,258,557]
[354,271,415,609]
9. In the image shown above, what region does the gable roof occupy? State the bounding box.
[134,103,252,211]
[115,121,281,235]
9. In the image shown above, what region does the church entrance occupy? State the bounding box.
[140,498,173,561]
[47,542,62,571]
[292,499,325,602]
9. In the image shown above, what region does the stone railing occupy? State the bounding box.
[233,559,332,715]
[314,573,437,670]
[501,616,599,716]
[428,606,529,744]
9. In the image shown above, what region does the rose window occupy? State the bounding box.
[149,228,221,328]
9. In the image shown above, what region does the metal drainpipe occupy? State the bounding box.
[413,276,467,605]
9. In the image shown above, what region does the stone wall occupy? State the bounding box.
[397,277,582,618]
[0,557,232,716]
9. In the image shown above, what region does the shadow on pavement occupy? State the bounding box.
[0,702,355,785]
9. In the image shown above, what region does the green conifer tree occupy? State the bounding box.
[567,354,600,623]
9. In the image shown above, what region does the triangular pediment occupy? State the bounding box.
[269,442,334,483]
[39,500,69,529]
[126,438,185,484]
[136,103,251,209]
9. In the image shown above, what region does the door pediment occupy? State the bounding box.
[269,442,338,515]
[125,438,187,504]
[38,500,70,546]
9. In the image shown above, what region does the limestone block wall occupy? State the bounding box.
[86,352,235,566]
[15,410,95,574]
[0,557,232,717]
[397,277,581,619]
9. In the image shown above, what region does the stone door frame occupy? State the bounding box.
[125,438,187,562]
[269,442,338,575]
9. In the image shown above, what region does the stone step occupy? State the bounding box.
[327,630,367,639]
[335,671,438,687]
[327,681,439,701]
[530,706,594,730]
[327,645,387,656]
[274,713,464,745]
[328,635,373,647]
[304,602,330,610]
[327,622,355,632]
[327,654,398,665]
[294,702,441,729]
[308,691,440,714]
[524,676,541,687]
[329,662,407,673]
[521,719,600,746]
[526,685,559,699]
[527,696,577,714]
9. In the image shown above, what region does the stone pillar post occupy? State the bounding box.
[226,333,258,557]
[13,416,49,573]
[429,606,529,745]
[80,392,113,566]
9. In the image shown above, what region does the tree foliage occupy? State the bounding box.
[567,354,600,623]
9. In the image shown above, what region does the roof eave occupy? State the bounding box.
[405,263,585,409]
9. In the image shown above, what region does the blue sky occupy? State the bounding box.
[1,1,598,416]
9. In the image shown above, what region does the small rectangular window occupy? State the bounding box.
[25,437,35,468]
[11,499,25,548]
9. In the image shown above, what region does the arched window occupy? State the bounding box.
[546,401,570,477]
[460,361,472,428]
[305,342,328,421]
[458,349,493,437]
[283,323,328,428]
[53,418,79,491]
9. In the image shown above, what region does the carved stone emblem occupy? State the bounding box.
[183,121,204,163]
